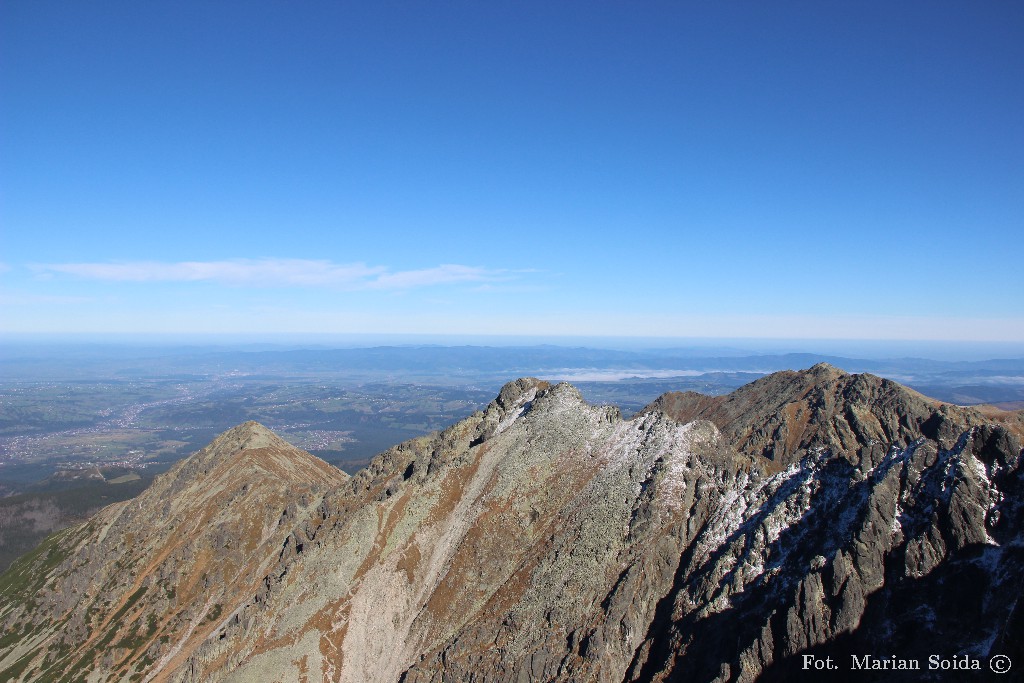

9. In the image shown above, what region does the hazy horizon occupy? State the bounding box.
[2,332,1023,363]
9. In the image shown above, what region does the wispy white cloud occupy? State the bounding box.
[0,292,94,305]
[365,264,503,289]
[30,259,511,290]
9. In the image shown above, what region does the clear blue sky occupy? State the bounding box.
[2,1,1022,341]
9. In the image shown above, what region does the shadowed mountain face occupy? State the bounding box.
[1,369,1021,682]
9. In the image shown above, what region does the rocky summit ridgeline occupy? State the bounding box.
[1,367,1022,682]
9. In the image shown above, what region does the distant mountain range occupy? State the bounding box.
[1,365,1021,681]
[2,343,1023,405]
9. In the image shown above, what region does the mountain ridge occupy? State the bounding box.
[2,367,1022,682]
[0,418,346,682]
[640,362,1009,470]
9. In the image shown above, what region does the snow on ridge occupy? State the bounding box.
[494,387,539,435]
[867,439,923,479]
[966,450,992,488]
[695,450,854,610]
[600,410,679,470]
[593,412,725,512]
[693,458,810,579]
[891,499,903,536]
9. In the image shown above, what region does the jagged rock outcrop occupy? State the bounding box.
[1,369,1021,682]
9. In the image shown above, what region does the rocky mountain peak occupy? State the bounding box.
[494,376,549,409]
[806,361,847,378]
[154,420,348,501]
[642,365,994,470]
[0,421,348,683]
[193,419,303,465]
[2,368,1022,683]
[217,419,286,449]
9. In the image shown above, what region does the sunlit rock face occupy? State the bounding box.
[2,369,1021,683]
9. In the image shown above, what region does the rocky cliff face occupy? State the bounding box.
[1,368,1021,682]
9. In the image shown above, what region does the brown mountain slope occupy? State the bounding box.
[0,421,346,682]
[642,362,997,471]
[972,403,1024,437]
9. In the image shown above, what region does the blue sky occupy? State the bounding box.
[1,1,1022,342]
